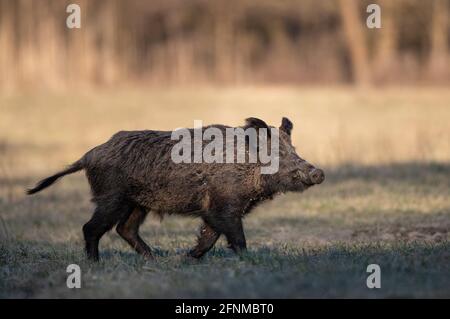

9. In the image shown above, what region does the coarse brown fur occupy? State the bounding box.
[27,117,324,261]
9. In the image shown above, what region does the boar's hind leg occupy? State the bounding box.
[83,200,133,261]
[189,222,220,258]
[116,207,153,259]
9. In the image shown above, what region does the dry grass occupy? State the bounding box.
[1,86,450,175]
[0,87,449,298]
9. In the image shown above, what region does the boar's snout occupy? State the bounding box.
[309,168,325,185]
[292,163,325,188]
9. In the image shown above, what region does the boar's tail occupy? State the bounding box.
[26,160,84,195]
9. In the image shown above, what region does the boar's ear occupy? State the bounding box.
[280,117,293,136]
[245,118,271,136]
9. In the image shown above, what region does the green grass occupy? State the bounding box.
[1,162,449,298]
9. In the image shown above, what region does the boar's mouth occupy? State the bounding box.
[299,181,314,190]
[292,171,314,190]
[290,180,312,193]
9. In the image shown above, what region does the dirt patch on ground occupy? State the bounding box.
[351,225,449,243]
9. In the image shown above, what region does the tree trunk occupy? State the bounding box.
[338,0,372,86]
[427,0,449,82]
[373,0,398,84]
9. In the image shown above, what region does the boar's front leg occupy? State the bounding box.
[208,214,247,254]
[189,222,220,258]
[222,216,247,254]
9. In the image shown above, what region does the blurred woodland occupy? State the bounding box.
[0,0,449,90]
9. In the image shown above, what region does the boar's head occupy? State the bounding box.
[270,117,325,192]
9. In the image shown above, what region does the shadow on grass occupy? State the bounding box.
[3,237,449,265]
[1,238,449,298]
[323,161,450,186]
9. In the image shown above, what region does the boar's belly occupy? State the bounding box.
[135,183,211,216]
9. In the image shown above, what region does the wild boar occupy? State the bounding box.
[27,117,324,261]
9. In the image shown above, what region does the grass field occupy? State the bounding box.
[0,87,449,298]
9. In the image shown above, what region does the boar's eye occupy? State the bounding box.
[292,170,303,179]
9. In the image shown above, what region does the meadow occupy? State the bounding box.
[0,87,449,298]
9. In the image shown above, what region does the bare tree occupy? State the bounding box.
[427,0,449,82]
[0,0,16,90]
[373,0,399,84]
[338,0,371,86]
